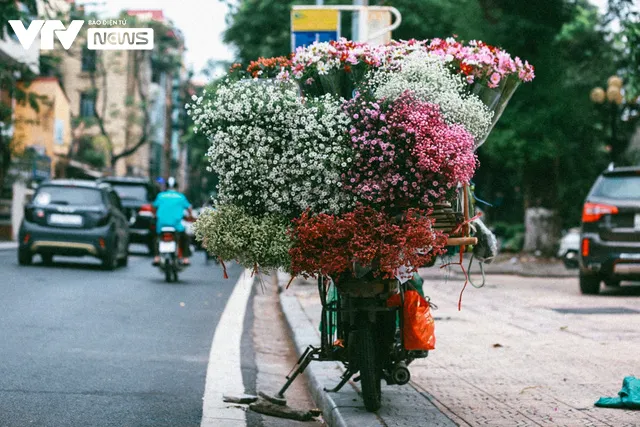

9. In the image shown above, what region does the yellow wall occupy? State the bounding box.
[12,78,71,176]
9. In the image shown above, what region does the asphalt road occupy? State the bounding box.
[0,246,244,427]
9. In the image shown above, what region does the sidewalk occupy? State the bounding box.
[458,253,578,278]
[279,270,639,427]
[0,241,17,251]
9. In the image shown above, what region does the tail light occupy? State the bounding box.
[161,232,175,242]
[139,204,154,217]
[23,234,30,244]
[581,238,590,257]
[582,202,618,223]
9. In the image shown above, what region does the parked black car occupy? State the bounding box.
[98,176,157,254]
[18,180,129,270]
[579,166,640,294]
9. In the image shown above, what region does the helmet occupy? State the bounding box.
[167,176,177,189]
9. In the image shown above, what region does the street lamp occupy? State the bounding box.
[590,76,624,162]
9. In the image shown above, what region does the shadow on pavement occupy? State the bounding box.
[28,259,107,271]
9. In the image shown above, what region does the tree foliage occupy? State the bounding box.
[0,0,42,190]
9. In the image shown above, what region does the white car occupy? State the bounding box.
[557,227,580,269]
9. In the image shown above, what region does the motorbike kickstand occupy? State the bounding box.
[265,345,320,404]
[324,369,354,393]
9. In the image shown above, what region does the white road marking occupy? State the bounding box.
[201,269,254,427]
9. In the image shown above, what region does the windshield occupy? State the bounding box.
[591,176,640,200]
[111,184,149,201]
[33,186,103,206]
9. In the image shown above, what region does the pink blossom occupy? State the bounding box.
[489,72,501,88]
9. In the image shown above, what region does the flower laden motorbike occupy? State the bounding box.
[189,37,534,412]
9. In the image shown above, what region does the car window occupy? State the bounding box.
[110,184,149,201]
[33,186,103,206]
[591,176,640,200]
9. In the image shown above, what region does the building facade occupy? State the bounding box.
[57,38,152,177]
[12,77,72,177]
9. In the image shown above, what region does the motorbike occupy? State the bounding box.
[268,187,480,412]
[157,227,183,282]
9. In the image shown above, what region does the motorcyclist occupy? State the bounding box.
[152,177,192,266]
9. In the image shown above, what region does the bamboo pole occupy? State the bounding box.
[445,236,477,247]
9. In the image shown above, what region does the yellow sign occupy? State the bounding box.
[291,9,339,32]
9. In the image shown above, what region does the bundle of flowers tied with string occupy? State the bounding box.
[188,36,534,287]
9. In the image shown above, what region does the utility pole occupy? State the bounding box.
[163,71,173,181]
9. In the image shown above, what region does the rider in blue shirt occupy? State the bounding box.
[152,177,192,266]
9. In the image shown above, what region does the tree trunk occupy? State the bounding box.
[523,207,560,256]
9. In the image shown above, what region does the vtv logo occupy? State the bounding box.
[9,20,84,50]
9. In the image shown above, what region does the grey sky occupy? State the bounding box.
[77,0,236,75]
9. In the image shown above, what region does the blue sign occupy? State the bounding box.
[292,31,338,50]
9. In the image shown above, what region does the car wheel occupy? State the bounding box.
[579,272,601,295]
[102,240,118,271]
[118,253,129,267]
[18,249,32,266]
[604,278,621,287]
[41,254,54,265]
[147,239,155,256]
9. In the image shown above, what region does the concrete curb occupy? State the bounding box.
[457,269,578,278]
[279,293,353,427]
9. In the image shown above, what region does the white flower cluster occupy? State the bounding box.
[369,51,493,140]
[187,79,356,217]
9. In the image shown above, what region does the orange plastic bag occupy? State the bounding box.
[387,290,436,351]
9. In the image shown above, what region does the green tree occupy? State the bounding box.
[0,0,42,190]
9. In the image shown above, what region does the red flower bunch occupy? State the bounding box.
[246,56,292,78]
[288,204,447,280]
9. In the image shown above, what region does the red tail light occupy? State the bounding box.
[23,234,30,244]
[139,204,154,217]
[582,202,618,223]
[161,233,174,242]
[581,238,590,257]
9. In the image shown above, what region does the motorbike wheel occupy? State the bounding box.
[356,323,382,412]
[165,268,173,282]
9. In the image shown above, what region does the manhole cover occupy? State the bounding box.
[551,307,640,315]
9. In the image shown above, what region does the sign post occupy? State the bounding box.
[291,5,401,51]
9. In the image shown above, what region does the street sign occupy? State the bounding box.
[292,31,338,50]
[291,8,340,51]
[291,9,339,32]
[290,6,401,48]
